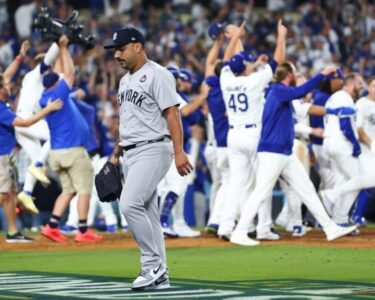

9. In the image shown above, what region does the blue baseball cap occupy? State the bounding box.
[166,66,180,79]
[178,68,195,83]
[42,72,59,89]
[208,22,227,40]
[103,27,145,49]
[228,54,246,75]
[240,51,257,62]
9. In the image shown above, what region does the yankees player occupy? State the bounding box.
[322,74,375,223]
[218,20,286,241]
[104,27,192,290]
[15,41,60,215]
[230,62,357,246]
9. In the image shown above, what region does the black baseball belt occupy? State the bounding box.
[122,135,171,152]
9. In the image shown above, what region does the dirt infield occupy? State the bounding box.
[1,227,374,252]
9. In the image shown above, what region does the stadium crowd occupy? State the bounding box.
[0,0,374,243]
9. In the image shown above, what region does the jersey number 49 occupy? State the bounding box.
[228,93,248,113]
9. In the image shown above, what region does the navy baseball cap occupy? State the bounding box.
[228,53,246,75]
[208,22,227,40]
[103,27,145,49]
[43,72,59,89]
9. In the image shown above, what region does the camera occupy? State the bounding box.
[33,6,95,49]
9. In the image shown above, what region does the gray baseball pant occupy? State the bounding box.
[120,141,173,270]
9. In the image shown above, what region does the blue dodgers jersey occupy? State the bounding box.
[39,80,86,150]
[205,76,229,147]
[258,74,324,155]
[178,91,204,150]
[0,101,17,155]
[310,89,331,145]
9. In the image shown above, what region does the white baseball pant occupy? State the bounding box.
[235,152,338,234]
[324,138,361,223]
[218,127,271,236]
[15,119,50,193]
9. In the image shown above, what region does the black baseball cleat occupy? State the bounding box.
[6,232,34,243]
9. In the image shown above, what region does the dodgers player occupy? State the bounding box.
[322,74,375,222]
[310,77,343,191]
[15,42,60,214]
[230,62,357,246]
[218,20,286,240]
[158,66,207,238]
[204,32,230,231]
[104,27,191,290]
[0,72,62,243]
[321,73,363,222]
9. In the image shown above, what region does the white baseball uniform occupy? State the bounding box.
[324,96,375,206]
[323,90,361,223]
[15,43,59,193]
[218,63,274,237]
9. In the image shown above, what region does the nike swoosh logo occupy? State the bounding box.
[153,265,161,275]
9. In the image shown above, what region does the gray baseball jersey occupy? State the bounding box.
[117,60,179,147]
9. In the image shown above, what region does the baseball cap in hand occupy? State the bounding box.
[240,51,257,62]
[208,22,227,40]
[228,53,246,75]
[103,27,145,49]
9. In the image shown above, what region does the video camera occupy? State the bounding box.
[33,6,95,49]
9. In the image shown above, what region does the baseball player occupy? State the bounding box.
[159,67,206,238]
[277,74,326,236]
[0,71,62,242]
[40,35,102,243]
[104,27,192,290]
[217,20,286,241]
[230,62,357,246]
[321,74,375,223]
[203,30,230,233]
[351,76,375,225]
[15,41,60,214]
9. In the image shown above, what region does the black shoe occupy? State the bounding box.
[6,232,34,243]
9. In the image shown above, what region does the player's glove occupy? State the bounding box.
[352,142,361,158]
[95,161,122,202]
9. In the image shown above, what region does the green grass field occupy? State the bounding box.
[1,244,375,299]
[1,245,375,283]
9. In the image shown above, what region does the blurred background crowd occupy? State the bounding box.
[0,0,374,232]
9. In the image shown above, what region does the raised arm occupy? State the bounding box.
[3,40,30,84]
[223,22,245,62]
[205,35,224,77]
[273,19,287,64]
[58,35,74,87]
